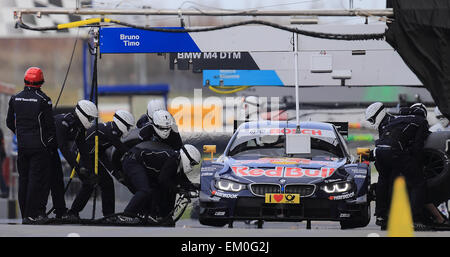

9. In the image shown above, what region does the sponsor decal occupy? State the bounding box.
[214,211,226,216]
[324,178,341,183]
[271,160,301,165]
[239,128,335,138]
[211,190,238,199]
[201,166,219,172]
[270,128,323,136]
[231,166,336,178]
[265,193,300,204]
[234,157,338,166]
[328,191,355,200]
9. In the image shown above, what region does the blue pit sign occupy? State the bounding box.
[99,27,201,54]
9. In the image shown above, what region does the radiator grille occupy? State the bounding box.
[284,184,315,197]
[250,184,281,196]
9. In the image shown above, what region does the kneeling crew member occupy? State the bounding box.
[120,142,200,224]
[68,110,135,220]
[55,100,98,221]
[119,110,198,223]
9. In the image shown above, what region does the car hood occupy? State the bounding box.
[218,157,347,184]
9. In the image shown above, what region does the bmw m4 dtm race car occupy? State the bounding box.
[199,121,371,229]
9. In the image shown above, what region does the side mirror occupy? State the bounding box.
[203,145,216,160]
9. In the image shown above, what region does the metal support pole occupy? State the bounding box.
[89,29,100,220]
[82,39,89,100]
[13,8,394,18]
[294,34,300,131]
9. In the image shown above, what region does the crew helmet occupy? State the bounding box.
[152,110,173,139]
[75,100,98,129]
[435,106,450,128]
[365,102,387,129]
[147,99,166,121]
[180,144,201,173]
[24,67,44,88]
[410,103,427,117]
[113,110,135,138]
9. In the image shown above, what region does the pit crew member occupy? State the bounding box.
[365,102,430,230]
[67,110,135,222]
[6,67,56,224]
[54,100,98,221]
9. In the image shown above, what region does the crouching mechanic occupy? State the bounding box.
[54,100,98,221]
[66,110,135,222]
[364,102,430,230]
[119,142,200,226]
[117,110,199,225]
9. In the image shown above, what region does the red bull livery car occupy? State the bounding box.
[199,121,371,229]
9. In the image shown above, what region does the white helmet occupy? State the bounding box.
[244,96,259,106]
[435,106,450,128]
[75,100,98,129]
[152,110,173,139]
[365,102,386,129]
[180,144,201,173]
[147,99,166,121]
[410,103,427,117]
[113,110,135,138]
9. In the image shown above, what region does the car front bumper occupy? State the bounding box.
[199,196,366,222]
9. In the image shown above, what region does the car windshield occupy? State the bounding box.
[228,127,345,160]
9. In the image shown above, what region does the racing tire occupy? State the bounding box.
[422,148,450,204]
[198,217,228,227]
[339,203,371,230]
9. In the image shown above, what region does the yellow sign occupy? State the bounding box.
[265,193,300,204]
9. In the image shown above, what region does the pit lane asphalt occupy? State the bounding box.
[1,173,449,237]
[1,203,450,238]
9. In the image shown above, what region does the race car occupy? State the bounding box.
[199,120,371,229]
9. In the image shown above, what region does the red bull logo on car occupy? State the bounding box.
[231,166,336,178]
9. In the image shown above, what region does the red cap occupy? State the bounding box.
[24,67,44,87]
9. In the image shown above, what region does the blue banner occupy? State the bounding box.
[203,70,284,86]
[99,27,201,53]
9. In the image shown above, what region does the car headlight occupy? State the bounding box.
[215,179,246,192]
[321,182,352,194]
